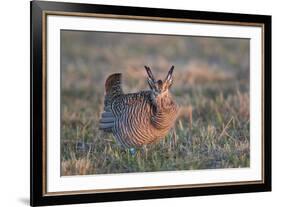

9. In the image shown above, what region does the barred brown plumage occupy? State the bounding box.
[99,66,179,148]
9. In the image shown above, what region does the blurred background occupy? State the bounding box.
[61,30,250,175]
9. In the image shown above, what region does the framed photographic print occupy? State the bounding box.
[30,0,271,206]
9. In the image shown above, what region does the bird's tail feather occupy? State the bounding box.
[99,73,123,132]
[104,73,123,110]
[99,111,115,132]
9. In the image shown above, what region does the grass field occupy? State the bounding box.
[61,31,250,175]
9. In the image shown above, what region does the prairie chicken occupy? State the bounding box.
[99,66,179,149]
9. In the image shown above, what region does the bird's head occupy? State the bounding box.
[144,65,174,96]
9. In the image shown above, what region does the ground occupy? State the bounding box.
[61,31,250,175]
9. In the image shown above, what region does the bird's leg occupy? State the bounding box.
[142,145,148,160]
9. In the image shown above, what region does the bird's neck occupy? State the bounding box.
[151,93,178,130]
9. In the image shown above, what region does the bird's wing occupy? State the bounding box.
[111,91,153,117]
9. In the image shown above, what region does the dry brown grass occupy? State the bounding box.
[62,155,94,175]
[176,61,234,85]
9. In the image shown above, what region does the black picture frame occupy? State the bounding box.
[30,0,271,206]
